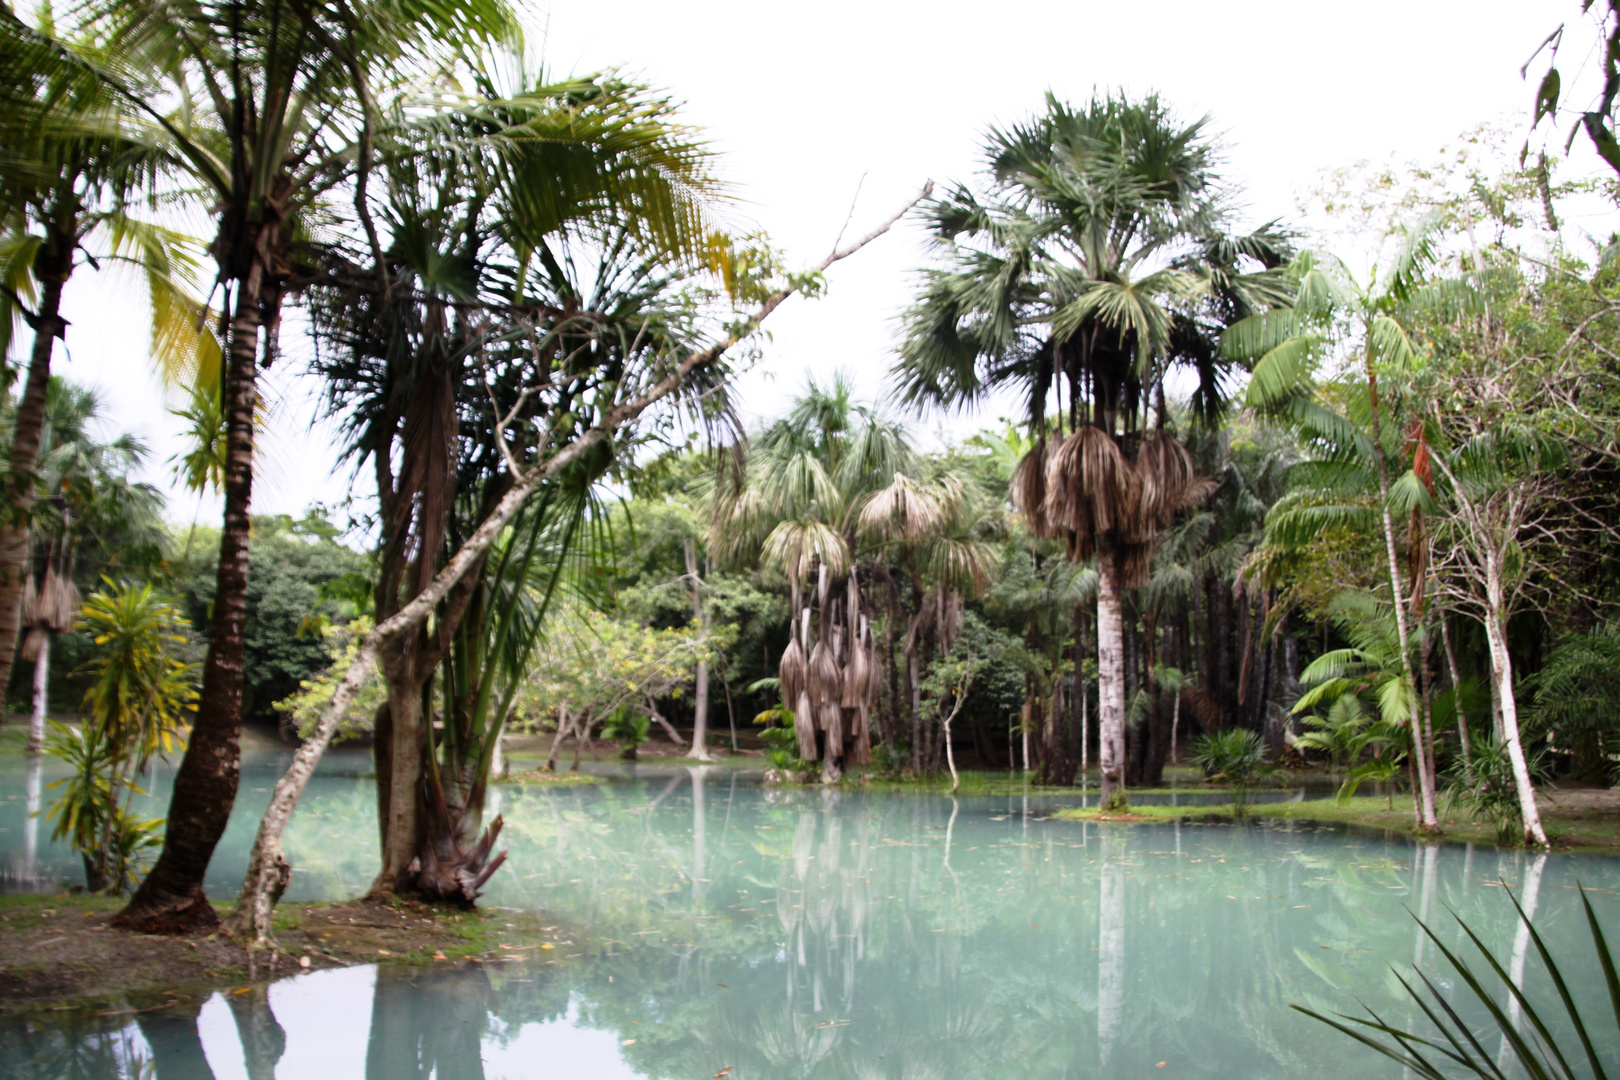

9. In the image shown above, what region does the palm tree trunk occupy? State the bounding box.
[908,646,921,774]
[1362,355,1439,830]
[1097,549,1128,810]
[118,263,264,931]
[28,633,49,750]
[374,671,427,893]
[3,246,70,745]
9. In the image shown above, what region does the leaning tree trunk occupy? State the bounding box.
[117,257,266,932]
[1096,548,1128,810]
[2,232,72,747]
[227,186,929,945]
[1484,557,1547,847]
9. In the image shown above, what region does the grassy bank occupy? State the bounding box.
[1052,787,1620,852]
[0,893,586,1011]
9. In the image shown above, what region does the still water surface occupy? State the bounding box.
[2,747,1618,1079]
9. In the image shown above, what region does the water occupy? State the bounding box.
[3,748,1619,1079]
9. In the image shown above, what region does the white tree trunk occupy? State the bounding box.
[27,633,48,753]
[1170,692,1180,765]
[1379,506,1438,829]
[22,752,41,877]
[1097,554,1127,809]
[1484,559,1547,847]
[1097,831,1126,1067]
[1498,852,1548,1067]
[684,540,714,761]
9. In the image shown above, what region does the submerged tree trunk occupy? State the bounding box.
[226,984,287,1080]
[119,258,266,932]
[1097,550,1127,810]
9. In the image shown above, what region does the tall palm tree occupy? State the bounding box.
[0,10,212,723]
[896,93,1288,807]
[1221,232,1473,831]
[300,61,726,897]
[53,0,525,931]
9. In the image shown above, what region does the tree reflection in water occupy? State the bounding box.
[2,773,1617,1080]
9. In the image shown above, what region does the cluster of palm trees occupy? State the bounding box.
[4,0,925,941]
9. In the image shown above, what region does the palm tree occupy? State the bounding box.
[54,0,522,931]
[18,379,164,751]
[714,375,912,777]
[0,11,214,721]
[896,92,1288,808]
[1222,232,1477,831]
[296,59,727,897]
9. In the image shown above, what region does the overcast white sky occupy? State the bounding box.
[37,0,1618,528]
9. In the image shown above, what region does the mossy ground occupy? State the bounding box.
[0,893,582,1012]
[1053,787,1620,852]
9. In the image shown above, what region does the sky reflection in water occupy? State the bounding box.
[3,749,1619,1079]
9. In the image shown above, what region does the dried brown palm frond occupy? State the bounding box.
[779,610,807,712]
[21,568,80,634]
[1045,425,1138,540]
[820,700,844,751]
[923,536,1001,598]
[761,519,849,583]
[1135,432,1199,531]
[808,633,842,712]
[1011,440,1058,538]
[858,472,944,543]
[20,627,47,664]
[795,688,819,759]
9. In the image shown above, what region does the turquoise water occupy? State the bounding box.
[2,748,1618,1079]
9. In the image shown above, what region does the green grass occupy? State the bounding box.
[498,769,605,786]
[1052,795,1620,852]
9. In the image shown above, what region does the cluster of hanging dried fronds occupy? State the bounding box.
[778,566,879,769]
[20,565,80,661]
[1015,426,1212,583]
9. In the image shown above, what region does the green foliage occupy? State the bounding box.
[76,580,196,765]
[275,617,387,742]
[514,607,725,733]
[174,513,371,718]
[1443,738,1553,845]
[1523,626,1620,783]
[1297,888,1620,1080]
[42,719,163,895]
[43,579,195,894]
[1189,729,1271,807]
